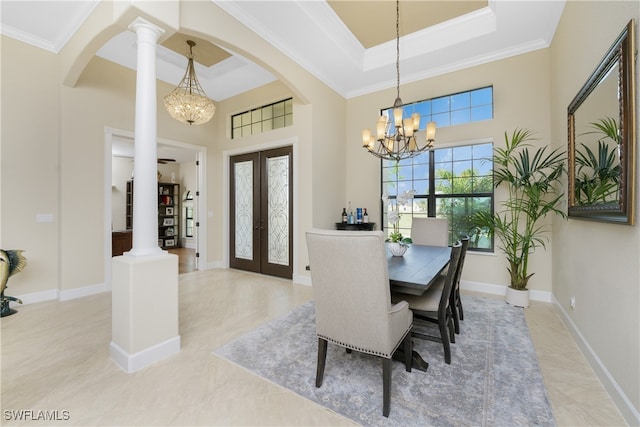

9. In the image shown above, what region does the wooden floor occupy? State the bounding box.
[167,247,197,274]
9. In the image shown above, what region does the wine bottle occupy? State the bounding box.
[341,208,347,223]
[363,208,369,223]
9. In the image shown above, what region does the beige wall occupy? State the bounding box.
[0,38,61,298]
[347,48,554,293]
[550,2,639,423]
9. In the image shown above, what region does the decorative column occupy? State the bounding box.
[129,17,164,256]
[110,17,180,373]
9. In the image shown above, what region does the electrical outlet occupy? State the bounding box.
[570,296,576,309]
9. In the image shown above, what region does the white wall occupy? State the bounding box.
[179,160,197,247]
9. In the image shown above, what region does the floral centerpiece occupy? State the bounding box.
[383,190,414,255]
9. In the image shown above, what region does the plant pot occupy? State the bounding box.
[388,242,408,257]
[505,286,529,308]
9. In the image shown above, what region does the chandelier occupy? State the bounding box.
[362,0,436,162]
[163,40,216,125]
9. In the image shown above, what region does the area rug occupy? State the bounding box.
[213,296,555,426]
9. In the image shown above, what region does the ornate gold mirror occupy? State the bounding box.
[568,19,636,224]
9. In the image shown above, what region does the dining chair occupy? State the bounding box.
[306,229,413,417]
[410,217,449,246]
[450,236,470,335]
[391,241,462,364]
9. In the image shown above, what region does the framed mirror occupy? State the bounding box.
[568,19,636,224]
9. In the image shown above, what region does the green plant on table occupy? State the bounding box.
[383,189,414,246]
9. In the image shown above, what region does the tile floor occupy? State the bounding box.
[1,269,627,426]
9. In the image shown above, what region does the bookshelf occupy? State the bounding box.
[126,181,180,249]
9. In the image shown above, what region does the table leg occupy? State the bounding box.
[392,341,429,372]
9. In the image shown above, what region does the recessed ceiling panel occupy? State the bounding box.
[327,0,487,49]
[162,33,231,68]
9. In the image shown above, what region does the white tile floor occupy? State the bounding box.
[1,269,626,426]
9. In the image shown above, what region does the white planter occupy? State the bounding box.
[388,242,408,257]
[505,287,529,308]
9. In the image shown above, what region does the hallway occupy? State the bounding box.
[168,247,196,274]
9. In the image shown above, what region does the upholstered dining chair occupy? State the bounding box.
[450,236,470,335]
[306,229,413,417]
[410,217,449,246]
[391,241,462,364]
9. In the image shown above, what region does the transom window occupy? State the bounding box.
[231,98,293,139]
[388,86,493,129]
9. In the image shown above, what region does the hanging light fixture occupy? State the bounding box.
[163,40,216,125]
[362,0,436,162]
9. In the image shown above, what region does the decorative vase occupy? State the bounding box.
[505,286,530,308]
[388,242,408,257]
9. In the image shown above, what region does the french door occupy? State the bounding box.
[229,146,293,279]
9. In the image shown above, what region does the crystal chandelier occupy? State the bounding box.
[163,40,216,125]
[362,0,436,162]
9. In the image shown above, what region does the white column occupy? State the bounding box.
[111,18,179,373]
[128,17,165,257]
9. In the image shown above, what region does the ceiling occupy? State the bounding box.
[1,0,565,100]
[1,0,565,162]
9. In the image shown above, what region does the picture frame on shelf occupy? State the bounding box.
[163,218,174,226]
[165,239,175,247]
[165,207,174,216]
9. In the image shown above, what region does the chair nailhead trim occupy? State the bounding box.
[317,329,411,359]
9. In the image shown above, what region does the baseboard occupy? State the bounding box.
[293,273,311,286]
[460,280,552,303]
[206,261,224,269]
[13,282,108,306]
[109,335,181,373]
[552,296,640,426]
[59,282,106,301]
[11,288,59,306]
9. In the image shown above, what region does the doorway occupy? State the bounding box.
[105,127,208,287]
[229,146,293,279]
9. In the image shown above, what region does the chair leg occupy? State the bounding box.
[450,290,461,335]
[452,301,461,335]
[316,338,327,387]
[439,319,451,364]
[457,293,464,321]
[382,357,392,417]
[447,308,456,344]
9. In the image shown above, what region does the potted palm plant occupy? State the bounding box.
[471,129,565,307]
[574,117,621,205]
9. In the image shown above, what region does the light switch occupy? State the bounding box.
[36,213,54,223]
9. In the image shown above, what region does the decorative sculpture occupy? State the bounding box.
[1,249,27,317]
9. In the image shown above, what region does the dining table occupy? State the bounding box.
[388,243,452,296]
[387,243,452,372]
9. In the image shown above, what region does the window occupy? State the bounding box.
[185,206,194,238]
[379,86,494,251]
[382,143,493,251]
[231,98,293,139]
[388,86,493,129]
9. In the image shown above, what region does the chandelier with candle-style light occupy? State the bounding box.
[362,0,436,162]
[163,40,216,126]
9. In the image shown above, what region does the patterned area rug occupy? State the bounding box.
[213,296,555,426]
